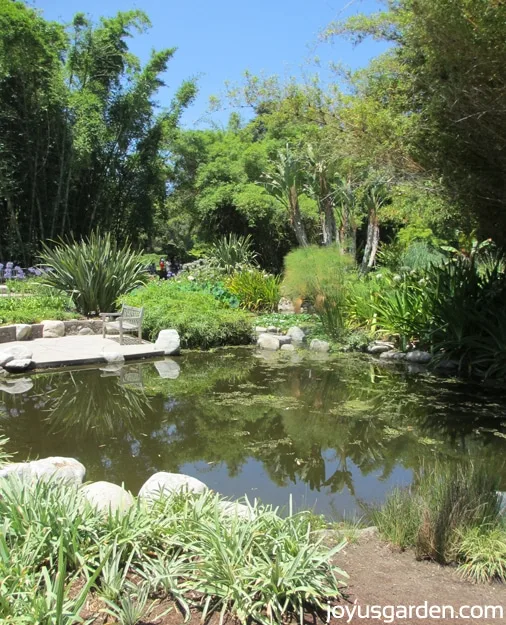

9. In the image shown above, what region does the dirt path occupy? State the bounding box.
[334,530,506,625]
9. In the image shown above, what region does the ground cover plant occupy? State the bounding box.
[122,279,253,349]
[370,463,506,583]
[0,450,348,624]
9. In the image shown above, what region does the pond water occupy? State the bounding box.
[1,349,506,517]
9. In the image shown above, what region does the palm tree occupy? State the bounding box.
[262,145,309,247]
[361,179,390,272]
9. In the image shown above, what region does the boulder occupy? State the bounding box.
[267,326,278,333]
[2,345,32,361]
[42,320,65,338]
[154,359,180,379]
[0,367,6,377]
[287,326,305,343]
[155,329,181,356]
[407,363,428,374]
[0,377,33,395]
[277,335,292,346]
[138,472,207,501]
[367,343,392,355]
[309,339,330,353]
[0,352,14,368]
[15,324,31,341]
[379,351,407,361]
[257,333,280,351]
[405,350,432,364]
[0,456,85,484]
[217,500,256,521]
[278,297,295,313]
[254,326,268,333]
[78,327,94,336]
[4,359,35,373]
[280,343,295,352]
[102,351,125,364]
[82,481,134,515]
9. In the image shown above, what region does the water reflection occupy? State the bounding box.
[1,350,505,515]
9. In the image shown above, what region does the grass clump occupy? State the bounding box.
[0,468,347,624]
[0,290,75,325]
[371,464,506,582]
[226,268,280,312]
[123,280,253,349]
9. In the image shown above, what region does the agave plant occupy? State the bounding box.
[208,234,258,274]
[39,232,148,315]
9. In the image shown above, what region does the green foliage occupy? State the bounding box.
[208,234,258,274]
[226,269,280,312]
[122,280,253,349]
[40,232,148,315]
[283,246,355,338]
[0,1,195,262]
[457,527,506,584]
[372,464,502,567]
[0,465,346,623]
[0,292,74,325]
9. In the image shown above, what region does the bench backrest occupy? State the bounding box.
[121,305,144,326]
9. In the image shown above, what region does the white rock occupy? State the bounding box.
[254,326,268,333]
[42,320,65,338]
[379,351,407,361]
[4,359,34,373]
[367,344,392,354]
[102,351,125,364]
[257,333,280,351]
[15,324,31,341]
[0,285,8,295]
[154,359,180,379]
[78,327,93,336]
[155,329,181,356]
[82,481,134,515]
[278,297,295,313]
[287,326,305,343]
[405,350,432,364]
[2,345,33,361]
[0,377,33,394]
[218,500,256,520]
[0,352,14,368]
[138,472,207,501]
[0,456,85,484]
[309,339,330,353]
[280,343,295,352]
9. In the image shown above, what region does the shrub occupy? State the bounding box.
[39,232,148,315]
[282,246,354,338]
[122,280,253,349]
[226,269,280,312]
[208,234,258,274]
[0,291,75,325]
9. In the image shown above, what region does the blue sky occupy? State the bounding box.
[32,0,389,127]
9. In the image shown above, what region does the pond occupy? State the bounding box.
[1,348,506,517]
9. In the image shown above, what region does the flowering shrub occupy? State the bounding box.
[0,262,44,281]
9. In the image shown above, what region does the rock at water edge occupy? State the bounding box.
[257,333,280,351]
[309,339,330,353]
[82,481,134,515]
[0,456,85,484]
[4,359,34,373]
[287,326,305,343]
[15,324,31,341]
[138,472,207,501]
[155,329,181,356]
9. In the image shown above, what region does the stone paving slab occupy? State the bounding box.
[0,335,164,369]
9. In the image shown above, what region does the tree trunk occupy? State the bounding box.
[320,176,337,246]
[361,207,380,272]
[289,185,308,247]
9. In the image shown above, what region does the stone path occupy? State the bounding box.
[0,335,164,369]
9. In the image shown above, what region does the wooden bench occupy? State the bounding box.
[100,305,144,345]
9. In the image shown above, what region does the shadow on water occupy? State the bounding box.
[1,348,505,515]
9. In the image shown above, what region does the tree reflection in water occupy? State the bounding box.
[1,349,505,510]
